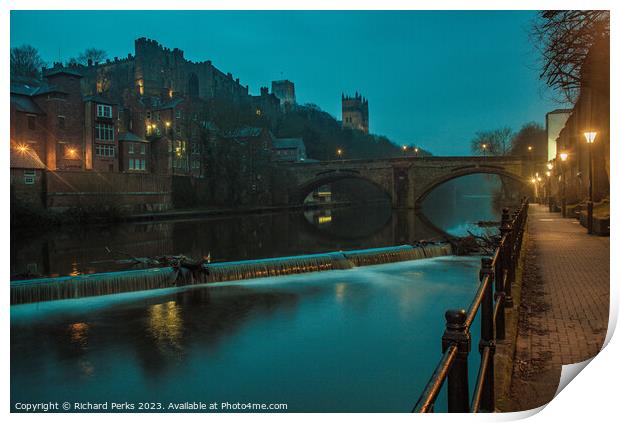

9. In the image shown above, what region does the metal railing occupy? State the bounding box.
[413,198,529,413]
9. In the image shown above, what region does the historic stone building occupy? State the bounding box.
[342,92,369,133]
[271,80,296,109]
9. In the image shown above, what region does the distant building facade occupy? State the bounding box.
[273,137,306,162]
[342,92,369,133]
[10,37,311,210]
[271,80,296,109]
[546,109,571,161]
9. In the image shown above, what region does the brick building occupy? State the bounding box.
[10,37,306,211]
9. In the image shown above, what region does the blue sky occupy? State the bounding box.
[10,10,561,156]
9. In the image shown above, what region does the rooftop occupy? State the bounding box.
[10,148,46,170]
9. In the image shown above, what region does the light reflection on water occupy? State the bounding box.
[11,256,482,412]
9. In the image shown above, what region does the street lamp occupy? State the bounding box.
[336,148,343,160]
[402,145,408,157]
[559,152,568,217]
[481,143,488,157]
[584,131,597,234]
[414,147,419,156]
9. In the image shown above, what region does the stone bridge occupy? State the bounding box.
[283,156,533,209]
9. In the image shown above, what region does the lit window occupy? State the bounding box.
[129,158,134,170]
[140,144,146,155]
[96,104,113,118]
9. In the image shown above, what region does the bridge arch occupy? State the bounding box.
[414,166,530,209]
[293,170,392,206]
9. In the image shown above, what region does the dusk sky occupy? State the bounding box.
[10,10,561,156]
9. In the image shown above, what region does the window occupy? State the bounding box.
[95,144,115,157]
[23,170,35,185]
[58,115,65,129]
[95,123,114,141]
[140,144,146,155]
[97,104,112,118]
[27,115,36,130]
[128,143,134,154]
[129,158,145,170]
[176,110,182,119]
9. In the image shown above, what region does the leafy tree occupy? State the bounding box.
[10,44,45,79]
[470,127,512,156]
[509,122,546,157]
[532,10,610,103]
[77,47,108,65]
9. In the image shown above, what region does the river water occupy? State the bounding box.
[11,256,482,412]
[10,174,521,412]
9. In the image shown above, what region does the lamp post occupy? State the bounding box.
[402,145,408,157]
[481,143,487,157]
[584,131,597,234]
[336,148,343,160]
[559,152,568,218]
[546,162,554,211]
[414,147,419,156]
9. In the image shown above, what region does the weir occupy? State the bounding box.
[10,243,452,305]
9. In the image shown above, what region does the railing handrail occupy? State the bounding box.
[413,197,529,413]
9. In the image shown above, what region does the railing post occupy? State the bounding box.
[501,210,514,308]
[442,309,471,413]
[479,258,496,411]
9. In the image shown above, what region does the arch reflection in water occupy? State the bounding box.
[420,173,527,237]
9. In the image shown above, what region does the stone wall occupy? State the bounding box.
[45,170,173,213]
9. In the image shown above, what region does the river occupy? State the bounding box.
[10,174,523,412]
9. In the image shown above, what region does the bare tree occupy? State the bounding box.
[470,127,512,156]
[532,10,610,103]
[77,47,108,65]
[510,122,546,156]
[10,45,45,79]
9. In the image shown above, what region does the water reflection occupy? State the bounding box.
[421,174,527,237]
[10,174,526,279]
[11,257,482,412]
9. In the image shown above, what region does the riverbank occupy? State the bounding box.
[124,201,356,222]
[500,204,609,411]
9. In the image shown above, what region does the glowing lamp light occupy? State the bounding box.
[337,149,343,156]
[15,144,29,153]
[560,152,568,162]
[547,163,553,170]
[531,177,536,184]
[402,145,408,151]
[528,146,533,151]
[414,147,419,153]
[546,171,551,177]
[583,131,597,144]
[165,121,171,127]
[537,177,542,182]
[481,143,487,149]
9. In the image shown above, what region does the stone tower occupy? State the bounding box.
[342,92,369,133]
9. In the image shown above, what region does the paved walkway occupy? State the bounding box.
[506,203,609,411]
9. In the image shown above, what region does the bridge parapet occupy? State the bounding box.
[282,156,532,209]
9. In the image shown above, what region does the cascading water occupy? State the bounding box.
[10,243,452,305]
